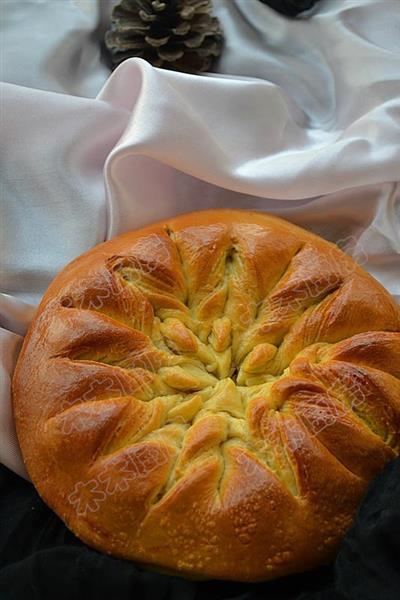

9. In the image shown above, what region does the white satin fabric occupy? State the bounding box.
[1,0,399,479]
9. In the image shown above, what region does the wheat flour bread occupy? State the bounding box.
[12,209,400,581]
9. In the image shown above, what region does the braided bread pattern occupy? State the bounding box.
[13,210,400,581]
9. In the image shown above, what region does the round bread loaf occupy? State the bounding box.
[13,209,400,581]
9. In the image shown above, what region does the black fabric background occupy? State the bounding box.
[1,459,400,600]
[259,0,319,18]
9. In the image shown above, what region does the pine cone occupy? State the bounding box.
[105,0,223,74]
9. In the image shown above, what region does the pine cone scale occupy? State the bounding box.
[152,1,167,12]
[113,22,149,33]
[158,48,185,61]
[172,21,191,35]
[144,35,170,47]
[138,10,158,22]
[183,32,205,49]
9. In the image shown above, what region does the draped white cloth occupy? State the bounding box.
[1,0,399,479]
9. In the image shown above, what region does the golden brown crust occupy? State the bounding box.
[12,209,400,581]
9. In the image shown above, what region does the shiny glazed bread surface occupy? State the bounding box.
[13,209,400,581]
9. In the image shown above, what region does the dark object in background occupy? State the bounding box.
[1,459,400,600]
[259,0,319,18]
[105,0,223,73]
[0,467,332,600]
